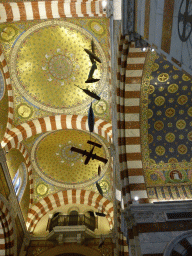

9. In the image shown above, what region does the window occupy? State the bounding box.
[12,163,27,201]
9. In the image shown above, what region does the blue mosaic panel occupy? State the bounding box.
[148,54,192,164]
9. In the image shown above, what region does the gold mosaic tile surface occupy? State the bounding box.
[31,130,110,187]
[0,18,111,126]
[23,131,112,202]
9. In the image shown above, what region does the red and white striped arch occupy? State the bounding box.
[2,115,112,151]
[1,115,112,206]
[0,0,105,23]
[117,36,148,206]
[0,49,13,133]
[27,189,114,232]
[0,198,15,256]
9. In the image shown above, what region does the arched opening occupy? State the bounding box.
[84,211,96,231]
[69,210,79,226]
[12,162,27,202]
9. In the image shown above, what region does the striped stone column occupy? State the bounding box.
[116,201,129,256]
[117,35,148,206]
[0,200,14,256]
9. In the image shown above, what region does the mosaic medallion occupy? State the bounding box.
[165,133,175,143]
[157,73,169,82]
[165,108,175,118]
[0,25,17,42]
[168,83,178,93]
[187,131,192,141]
[90,21,105,35]
[31,130,110,188]
[151,63,159,72]
[148,85,155,94]
[148,109,153,118]
[154,96,165,106]
[99,180,109,193]
[48,55,73,80]
[154,121,164,131]
[155,146,165,156]
[177,95,188,105]
[182,74,190,81]
[176,119,186,130]
[10,20,108,114]
[148,134,153,144]
[36,183,48,196]
[177,144,187,154]
[187,107,192,116]
[17,103,33,119]
[93,99,108,115]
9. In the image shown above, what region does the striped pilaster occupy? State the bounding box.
[26,189,114,232]
[117,35,148,206]
[0,49,13,133]
[0,0,105,23]
[0,221,5,256]
[0,200,14,256]
[117,34,131,206]
[116,202,129,256]
[2,115,112,151]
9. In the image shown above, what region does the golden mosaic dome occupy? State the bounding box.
[31,129,110,188]
[10,20,107,114]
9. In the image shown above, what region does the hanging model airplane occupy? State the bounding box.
[84,39,102,83]
[74,84,101,101]
[84,39,102,64]
[70,140,108,165]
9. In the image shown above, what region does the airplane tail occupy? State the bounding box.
[87,140,102,148]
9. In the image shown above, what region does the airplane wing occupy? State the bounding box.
[70,147,89,156]
[92,154,108,164]
[84,49,102,63]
